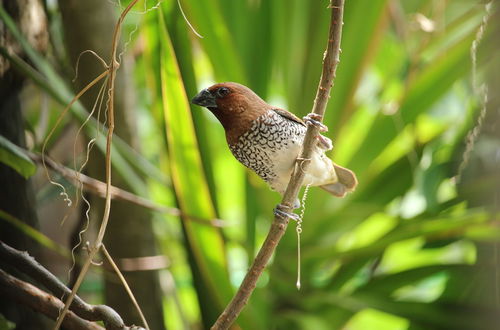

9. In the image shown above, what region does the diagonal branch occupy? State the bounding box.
[28,151,225,227]
[0,269,103,330]
[211,1,346,329]
[0,240,143,330]
[101,244,149,330]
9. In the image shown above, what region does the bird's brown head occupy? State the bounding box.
[192,82,269,144]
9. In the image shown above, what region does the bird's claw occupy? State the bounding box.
[316,135,333,151]
[274,204,300,221]
[303,113,328,132]
[303,113,333,150]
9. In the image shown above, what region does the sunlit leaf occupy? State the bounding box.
[0,135,35,179]
[0,7,165,193]
[156,7,235,326]
[0,209,68,256]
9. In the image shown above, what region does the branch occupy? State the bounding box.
[0,269,103,330]
[54,1,146,328]
[0,240,143,330]
[211,1,346,329]
[28,151,225,227]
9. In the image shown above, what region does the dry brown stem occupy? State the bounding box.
[0,269,103,330]
[0,240,143,330]
[211,1,346,329]
[53,1,145,329]
[30,152,225,227]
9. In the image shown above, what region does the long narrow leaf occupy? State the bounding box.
[0,135,36,178]
[0,8,167,192]
[157,8,234,326]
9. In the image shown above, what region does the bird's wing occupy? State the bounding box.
[271,108,306,127]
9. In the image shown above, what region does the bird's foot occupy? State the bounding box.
[274,204,300,221]
[316,135,333,151]
[303,113,328,132]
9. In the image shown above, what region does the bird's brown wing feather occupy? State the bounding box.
[271,108,306,127]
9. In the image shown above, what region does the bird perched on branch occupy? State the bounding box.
[192,82,357,215]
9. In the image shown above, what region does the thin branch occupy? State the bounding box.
[28,151,225,227]
[211,1,346,329]
[42,69,109,191]
[177,0,203,38]
[0,241,143,330]
[0,269,103,330]
[54,1,140,328]
[102,244,149,329]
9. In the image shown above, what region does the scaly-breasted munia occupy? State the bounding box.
[192,82,357,207]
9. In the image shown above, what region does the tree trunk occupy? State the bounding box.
[0,0,48,328]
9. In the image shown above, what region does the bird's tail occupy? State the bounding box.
[320,163,358,197]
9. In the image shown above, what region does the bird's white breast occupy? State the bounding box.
[229,110,336,194]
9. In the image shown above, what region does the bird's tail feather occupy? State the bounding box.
[320,163,358,198]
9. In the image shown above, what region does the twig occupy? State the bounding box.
[0,241,143,330]
[102,244,150,329]
[28,151,225,227]
[54,1,140,328]
[210,1,346,329]
[0,269,103,330]
[42,69,109,192]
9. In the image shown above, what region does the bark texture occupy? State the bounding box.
[0,0,48,328]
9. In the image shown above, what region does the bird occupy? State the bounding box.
[192,82,357,216]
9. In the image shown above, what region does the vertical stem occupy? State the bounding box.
[53,1,139,329]
[211,1,346,329]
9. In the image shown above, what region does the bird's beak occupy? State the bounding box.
[191,88,217,108]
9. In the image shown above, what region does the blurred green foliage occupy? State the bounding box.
[141,1,499,328]
[1,0,499,329]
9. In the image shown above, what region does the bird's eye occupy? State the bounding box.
[216,87,230,98]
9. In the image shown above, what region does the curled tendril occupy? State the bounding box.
[295,184,311,290]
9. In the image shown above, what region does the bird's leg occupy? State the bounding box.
[274,204,300,221]
[303,113,328,132]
